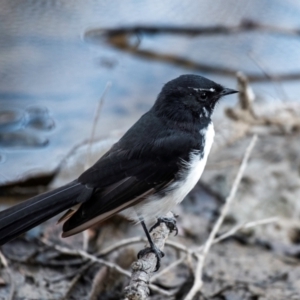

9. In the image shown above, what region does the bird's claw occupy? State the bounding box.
[149,216,178,236]
[137,244,165,272]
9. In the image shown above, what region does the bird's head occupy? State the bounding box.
[153,74,238,124]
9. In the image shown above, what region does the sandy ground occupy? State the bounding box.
[1,100,300,299]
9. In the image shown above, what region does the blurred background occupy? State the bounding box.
[2,1,300,299]
[1,0,300,186]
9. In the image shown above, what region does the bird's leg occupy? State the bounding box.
[137,219,164,272]
[149,214,178,236]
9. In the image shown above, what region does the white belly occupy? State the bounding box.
[123,122,215,223]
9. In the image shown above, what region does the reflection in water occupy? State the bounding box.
[26,106,55,131]
[0,106,54,148]
[85,21,300,82]
[0,0,300,185]
[0,109,25,132]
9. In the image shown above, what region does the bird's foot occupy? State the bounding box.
[149,216,178,236]
[137,243,165,271]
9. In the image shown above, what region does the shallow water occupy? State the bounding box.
[1,0,300,185]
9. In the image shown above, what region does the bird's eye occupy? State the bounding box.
[200,92,207,101]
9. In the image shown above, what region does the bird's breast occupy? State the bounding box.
[128,122,215,223]
[165,121,215,205]
[176,122,215,202]
[199,121,215,161]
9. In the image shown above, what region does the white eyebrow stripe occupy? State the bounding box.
[188,87,215,92]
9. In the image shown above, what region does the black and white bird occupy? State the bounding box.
[0,74,237,269]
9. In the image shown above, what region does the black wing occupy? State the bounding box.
[62,111,202,236]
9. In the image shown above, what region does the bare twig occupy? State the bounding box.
[165,239,192,254]
[98,215,278,274]
[98,236,192,258]
[151,216,278,284]
[98,237,147,257]
[184,135,258,300]
[197,135,257,253]
[212,216,279,245]
[151,254,187,282]
[146,285,176,297]
[85,81,112,170]
[236,72,255,113]
[60,261,94,300]
[124,212,177,300]
[225,73,300,133]
[225,72,257,124]
[42,240,169,297]
[41,240,131,278]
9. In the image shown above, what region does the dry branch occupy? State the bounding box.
[85,81,112,170]
[124,212,177,300]
[41,239,131,278]
[98,237,148,257]
[225,72,257,124]
[60,261,94,300]
[42,235,174,298]
[226,73,300,133]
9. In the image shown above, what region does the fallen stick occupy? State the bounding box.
[124,212,177,300]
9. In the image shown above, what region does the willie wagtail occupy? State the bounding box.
[0,75,237,270]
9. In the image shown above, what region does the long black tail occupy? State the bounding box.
[0,180,84,245]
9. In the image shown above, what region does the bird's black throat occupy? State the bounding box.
[152,90,213,133]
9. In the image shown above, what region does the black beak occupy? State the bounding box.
[220,88,238,96]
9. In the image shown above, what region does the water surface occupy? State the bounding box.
[1,0,300,185]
